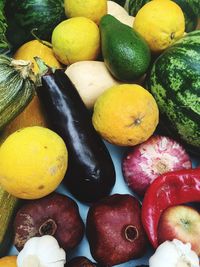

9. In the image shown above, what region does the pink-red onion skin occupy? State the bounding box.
[122,135,192,196]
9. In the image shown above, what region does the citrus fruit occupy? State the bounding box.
[14,40,62,73]
[0,256,17,267]
[0,126,68,199]
[64,0,107,24]
[133,0,185,53]
[92,84,159,146]
[52,17,100,65]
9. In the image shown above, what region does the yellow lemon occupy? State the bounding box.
[0,256,17,267]
[14,40,62,73]
[52,17,100,65]
[92,84,159,146]
[133,0,185,53]
[0,126,68,199]
[64,0,107,24]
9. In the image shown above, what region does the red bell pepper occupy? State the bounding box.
[141,168,200,248]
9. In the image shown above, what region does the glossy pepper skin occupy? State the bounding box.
[141,168,200,248]
[36,69,116,203]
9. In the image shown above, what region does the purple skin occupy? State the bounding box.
[13,193,84,251]
[122,135,192,196]
[86,194,147,266]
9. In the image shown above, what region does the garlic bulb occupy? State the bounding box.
[17,235,66,267]
[149,239,199,267]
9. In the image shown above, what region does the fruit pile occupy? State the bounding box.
[0,0,199,266]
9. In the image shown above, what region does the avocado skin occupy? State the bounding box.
[100,15,151,82]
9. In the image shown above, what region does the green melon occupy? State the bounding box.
[174,0,198,32]
[187,0,200,16]
[124,0,149,16]
[146,31,200,155]
[4,0,66,49]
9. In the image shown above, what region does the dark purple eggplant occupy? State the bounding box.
[36,69,115,203]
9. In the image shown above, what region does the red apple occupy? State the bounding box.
[158,205,200,256]
[86,194,147,266]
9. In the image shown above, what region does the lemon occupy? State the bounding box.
[52,17,100,65]
[92,84,159,146]
[14,40,62,73]
[64,0,107,24]
[0,126,68,199]
[133,0,185,53]
[0,256,17,267]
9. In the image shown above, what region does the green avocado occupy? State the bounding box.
[99,14,151,82]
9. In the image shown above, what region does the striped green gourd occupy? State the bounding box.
[146,30,200,155]
[0,186,19,256]
[0,0,10,54]
[0,55,35,130]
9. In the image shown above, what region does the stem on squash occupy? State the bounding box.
[31,28,53,49]
[11,59,36,82]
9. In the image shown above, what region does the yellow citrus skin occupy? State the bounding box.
[14,40,62,73]
[64,0,107,24]
[52,17,100,65]
[133,0,185,53]
[0,256,17,267]
[0,126,68,199]
[92,84,159,146]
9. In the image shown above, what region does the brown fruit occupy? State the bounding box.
[86,194,147,266]
[13,193,84,251]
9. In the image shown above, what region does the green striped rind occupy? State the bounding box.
[112,0,126,7]
[174,0,198,32]
[0,1,10,54]
[124,0,150,16]
[186,0,200,16]
[146,31,200,155]
[4,0,65,48]
[0,55,35,130]
[0,186,19,256]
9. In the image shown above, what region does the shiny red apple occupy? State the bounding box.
[158,205,200,256]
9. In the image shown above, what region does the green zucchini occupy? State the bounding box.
[0,1,10,54]
[0,55,36,131]
[0,186,19,256]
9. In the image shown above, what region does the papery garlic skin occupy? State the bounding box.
[149,239,199,267]
[17,235,66,267]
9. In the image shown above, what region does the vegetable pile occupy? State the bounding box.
[0,0,199,266]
